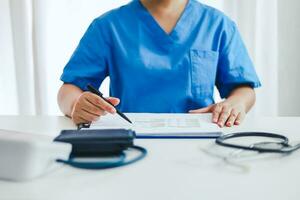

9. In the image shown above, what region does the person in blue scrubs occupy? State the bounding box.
[58,0,261,127]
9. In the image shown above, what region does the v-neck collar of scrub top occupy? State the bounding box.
[133,0,194,44]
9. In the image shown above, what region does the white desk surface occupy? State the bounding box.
[0,115,300,200]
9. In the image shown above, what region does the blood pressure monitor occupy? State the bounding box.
[0,129,71,181]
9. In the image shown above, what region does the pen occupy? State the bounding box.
[87,84,132,124]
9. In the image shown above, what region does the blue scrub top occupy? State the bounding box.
[61,0,261,113]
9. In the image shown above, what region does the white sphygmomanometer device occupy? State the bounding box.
[0,129,71,182]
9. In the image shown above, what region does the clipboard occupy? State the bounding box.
[79,113,223,139]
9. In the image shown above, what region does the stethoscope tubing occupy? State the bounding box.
[216,132,300,153]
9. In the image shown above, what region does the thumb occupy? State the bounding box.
[189,104,214,113]
[106,97,120,106]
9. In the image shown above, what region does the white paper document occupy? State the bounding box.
[88,113,222,138]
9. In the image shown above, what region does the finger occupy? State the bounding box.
[72,115,89,125]
[234,112,246,125]
[226,110,239,127]
[81,107,103,119]
[212,104,223,123]
[82,99,106,116]
[79,110,100,122]
[85,93,116,114]
[97,98,117,114]
[189,104,214,113]
[218,107,232,128]
[106,97,120,106]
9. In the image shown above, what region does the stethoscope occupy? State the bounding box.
[216,132,300,154]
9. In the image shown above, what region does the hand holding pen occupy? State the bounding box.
[70,85,121,125]
[86,84,132,124]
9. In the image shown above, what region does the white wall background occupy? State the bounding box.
[278,0,300,116]
[0,0,299,116]
[0,0,18,114]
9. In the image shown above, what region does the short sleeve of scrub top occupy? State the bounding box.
[60,19,109,90]
[60,0,261,113]
[216,22,261,98]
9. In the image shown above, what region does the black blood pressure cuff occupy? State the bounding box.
[54,129,136,156]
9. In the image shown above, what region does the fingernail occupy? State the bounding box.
[110,108,116,113]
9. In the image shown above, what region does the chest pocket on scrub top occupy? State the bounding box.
[190,50,219,97]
